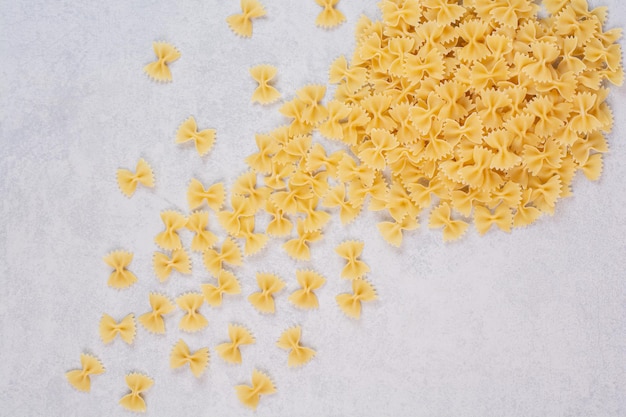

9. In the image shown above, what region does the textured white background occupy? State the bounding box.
[1,1,626,416]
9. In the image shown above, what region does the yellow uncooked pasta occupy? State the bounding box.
[288,270,326,309]
[66,354,105,392]
[202,237,243,276]
[138,293,176,334]
[248,272,286,313]
[116,158,154,198]
[154,211,187,250]
[227,0,266,38]
[144,42,180,82]
[119,373,153,413]
[201,269,242,307]
[99,313,136,344]
[276,326,316,367]
[215,324,255,364]
[170,339,210,378]
[235,369,276,410]
[175,116,216,157]
[185,211,218,252]
[176,293,208,332]
[250,65,281,104]
[335,241,370,280]
[336,279,377,319]
[187,179,225,211]
[103,250,137,289]
[315,0,345,29]
[152,248,191,282]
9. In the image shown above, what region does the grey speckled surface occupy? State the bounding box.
[1,1,626,416]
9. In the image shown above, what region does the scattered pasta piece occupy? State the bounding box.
[227,0,266,38]
[138,293,176,334]
[144,42,180,82]
[66,354,105,392]
[153,248,191,282]
[175,116,216,157]
[217,194,256,236]
[335,241,370,280]
[276,326,316,367]
[428,203,469,242]
[250,65,281,104]
[288,270,326,309]
[116,158,154,197]
[154,210,187,250]
[236,216,270,255]
[336,279,377,319]
[170,339,210,378]
[103,250,137,289]
[186,211,219,252]
[283,219,322,261]
[202,237,243,276]
[187,179,225,211]
[119,373,153,413]
[235,369,276,410]
[215,324,255,364]
[315,0,345,29]
[99,313,136,344]
[176,293,208,332]
[248,272,286,313]
[201,269,241,307]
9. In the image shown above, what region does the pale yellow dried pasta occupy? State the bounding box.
[335,241,370,280]
[215,324,255,364]
[227,0,266,38]
[248,272,286,313]
[154,210,187,250]
[283,219,322,261]
[119,373,153,413]
[138,293,176,334]
[202,237,243,276]
[144,42,180,82]
[201,269,241,307]
[186,211,218,252]
[103,250,137,289]
[288,270,326,309]
[153,248,191,282]
[117,158,154,197]
[276,326,316,367]
[99,313,136,344]
[176,293,208,332]
[336,279,377,319]
[170,339,210,378]
[315,0,345,29]
[235,369,276,410]
[250,64,281,104]
[187,179,225,211]
[66,354,105,392]
[175,116,216,157]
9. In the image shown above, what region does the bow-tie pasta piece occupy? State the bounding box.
[236,216,269,256]
[176,293,208,332]
[144,42,180,82]
[250,65,281,104]
[116,158,155,198]
[187,179,225,212]
[235,369,276,410]
[103,250,138,289]
[175,116,216,157]
[265,201,293,237]
[335,241,370,280]
[99,313,136,344]
[202,237,243,277]
[276,326,316,367]
[170,339,210,378]
[201,269,242,307]
[315,0,345,28]
[216,324,255,364]
[296,85,328,125]
[428,203,469,242]
[283,219,323,261]
[66,353,105,392]
[473,205,513,235]
[248,273,286,314]
[288,270,326,309]
[186,211,218,252]
[119,373,153,413]
[328,55,368,95]
[227,0,266,38]
[217,194,256,236]
[377,215,419,247]
[154,211,187,250]
[336,279,377,319]
[321,184,362,225]
[245,133,281,174]
[232,171,271,212]
[153,248,192,282]
[138,293,176,334]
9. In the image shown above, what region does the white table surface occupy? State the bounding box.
[2,1,626,416]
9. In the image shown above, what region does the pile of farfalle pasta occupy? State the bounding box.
[66,0,622,412]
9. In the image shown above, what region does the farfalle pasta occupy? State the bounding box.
[276,326,316,367]
[227,0,266,38]
[176,293,208,332]
[203,237,243,276]
[336,279,377,319]
[335,241,370,280]
[283,219,323,261]
[103,250,137,289]
[235,369,276,410]
[155,210,187,250]
[201,269,241,307]
[116,158,154,197]
[315,0,345,29]
[175,116,216,157]
[153,248,191,282]
[170,339,210,378]
[248,272,286,313]
[119,373,153,413]
[186,211,218,252]
[138,293,176,334]
[288,269,326,309]
[99,313,136,344]
[144,42,180,82]
[250,65,281,104]
[216,323,255,364]
[187,179,225,211]
[66,353,105,392]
